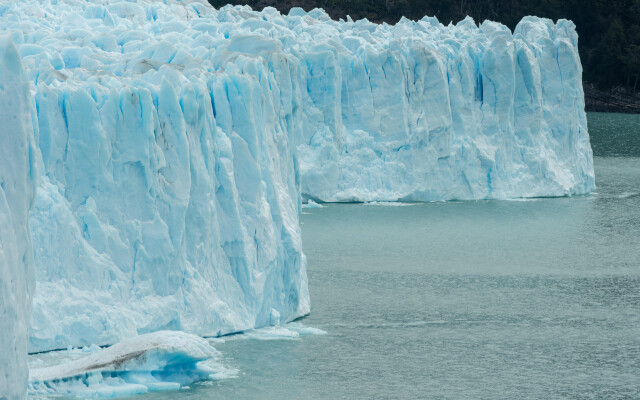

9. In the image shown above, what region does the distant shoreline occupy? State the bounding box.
[584,82,640,114]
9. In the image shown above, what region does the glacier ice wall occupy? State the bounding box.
[0,36,37,400]
[284,12,594,201]
[3,0,309,353]
[0,0,593,354]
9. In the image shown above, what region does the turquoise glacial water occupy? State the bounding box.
[191,112,640,399]
[42,112,640,399]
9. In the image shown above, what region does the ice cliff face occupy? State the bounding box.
[0,36,37,400]
[284,12,594,201]
[0,0,593,355]
[3,0,309,353]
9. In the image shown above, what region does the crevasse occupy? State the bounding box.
[0,0,593,359]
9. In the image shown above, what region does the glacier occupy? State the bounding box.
[5,0,310,354]
[0,0,595,394]
[291,13,595,201]
[0,36,37,400]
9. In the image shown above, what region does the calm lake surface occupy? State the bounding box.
[201,112,640,399]
[45,112,640,399]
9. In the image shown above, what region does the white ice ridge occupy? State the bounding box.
[29,331,223,398]
[0,0,593,355]
[0,35,37,400]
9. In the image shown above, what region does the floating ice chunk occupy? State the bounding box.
[365,202,417,207]
[302,199,324,208]
[243,326,302,340]
[503,197,540,202]
[28,331,227,399]
[295,325,329,336]
[225,322,328,341]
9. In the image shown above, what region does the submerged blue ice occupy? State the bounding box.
[0,1,594,392]
[29,331,223,398]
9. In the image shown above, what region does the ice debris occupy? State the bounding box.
[28,331,227,399]
[302,200,324,209]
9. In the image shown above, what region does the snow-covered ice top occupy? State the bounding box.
[0,0,593,355]
[0,35,37,400]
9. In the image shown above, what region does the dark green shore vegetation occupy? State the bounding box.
[209,0,640,110]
